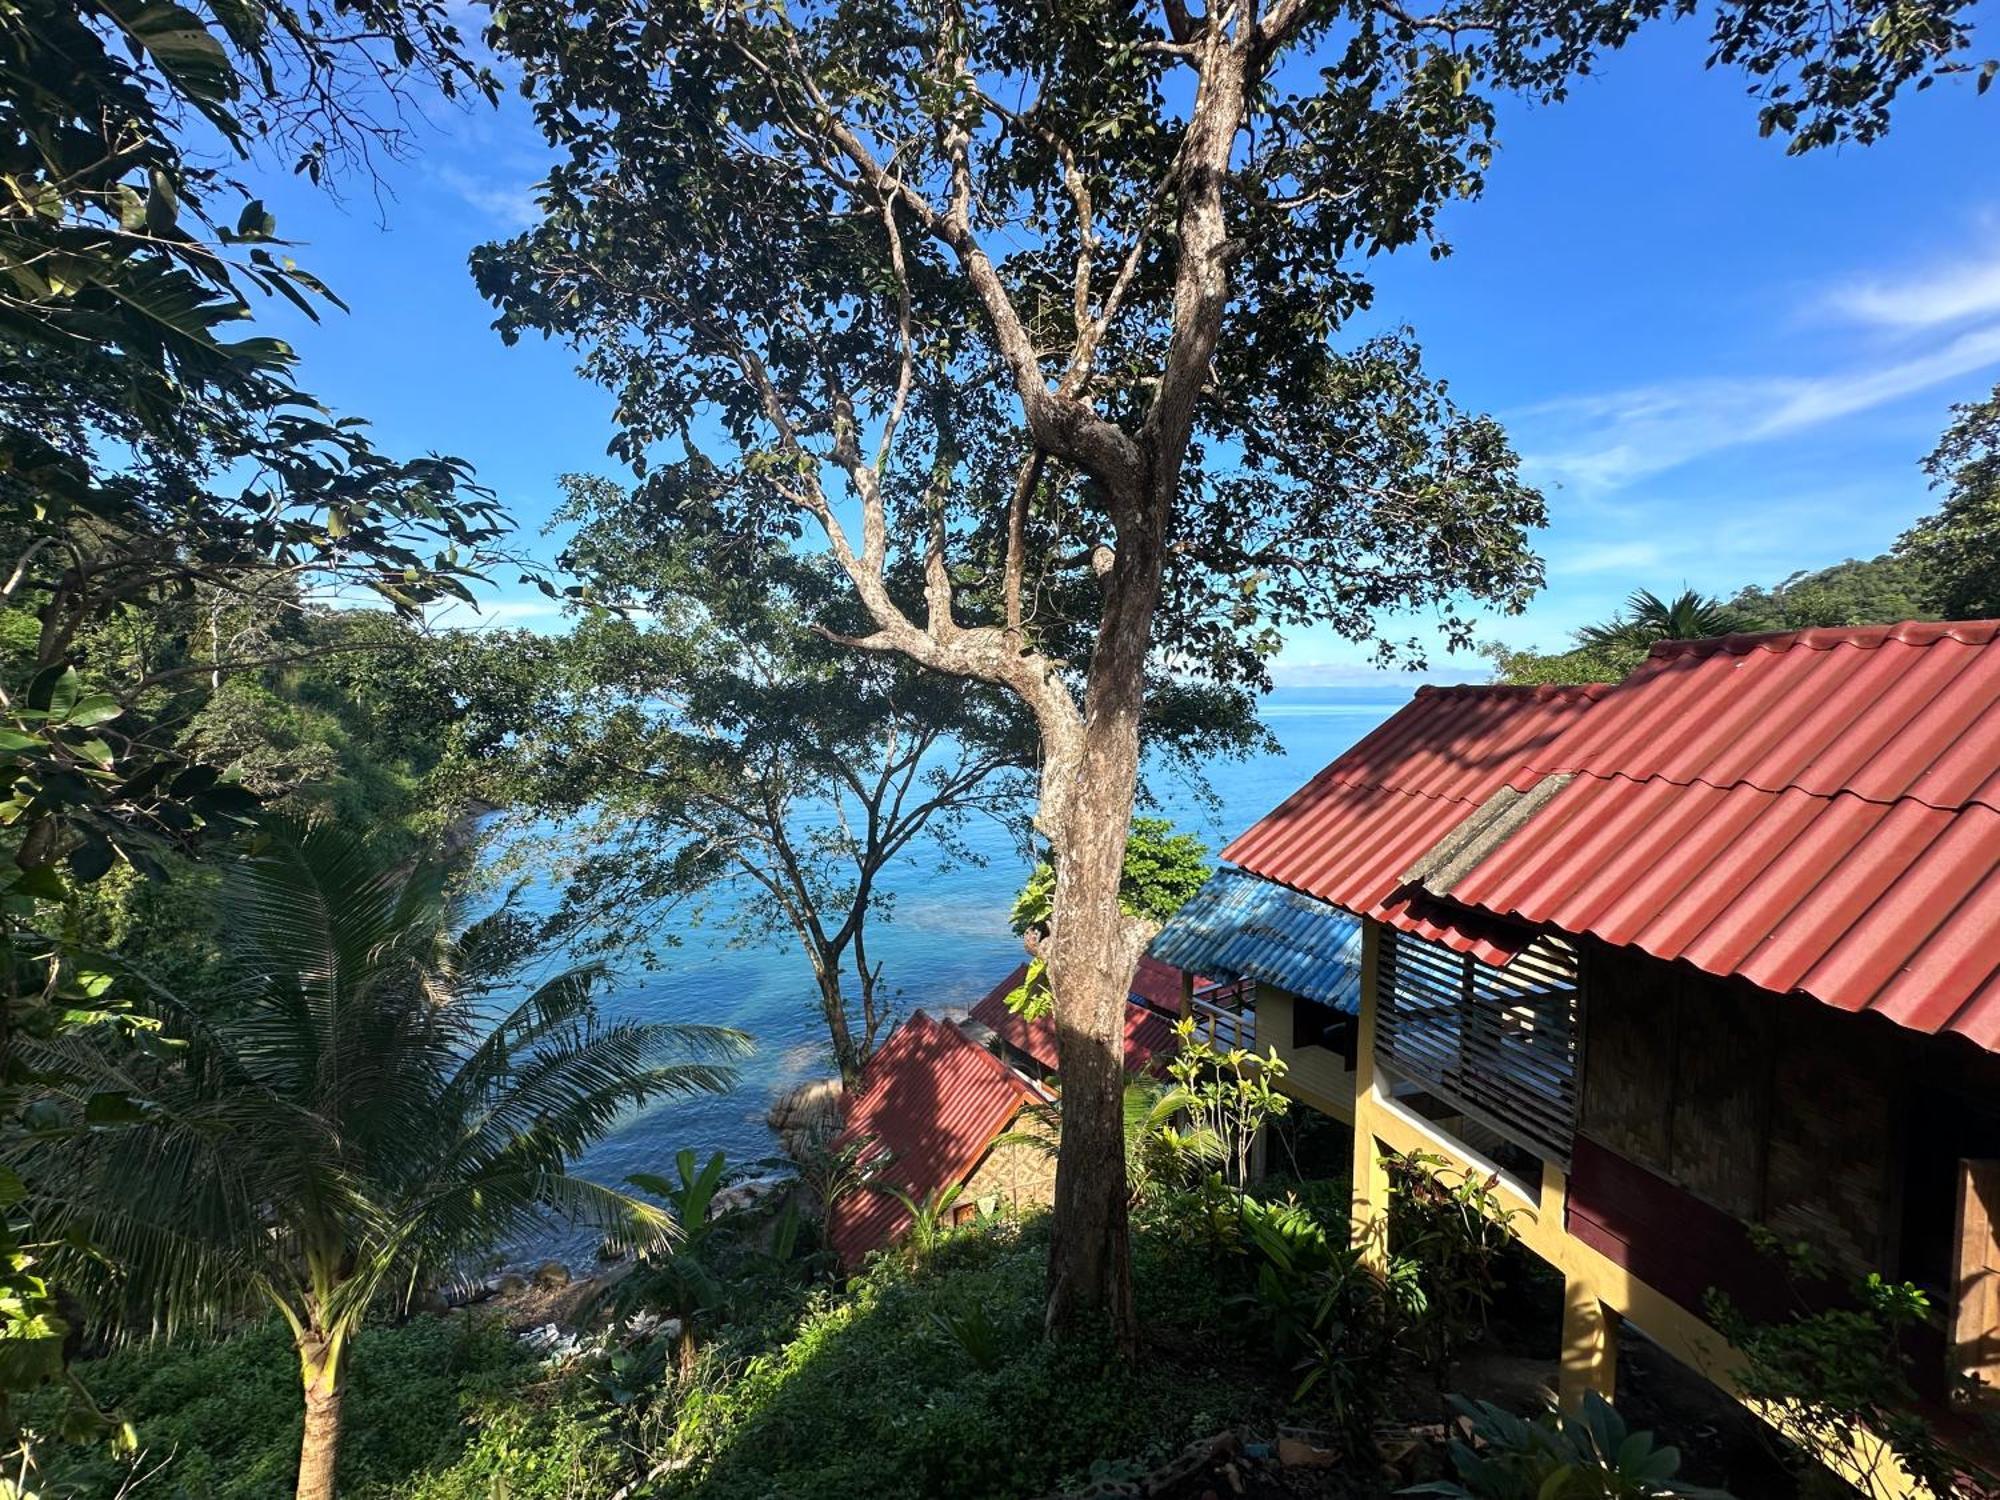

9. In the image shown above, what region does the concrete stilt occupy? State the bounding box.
[1558,1275,1621,1412]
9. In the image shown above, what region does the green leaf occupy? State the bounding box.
[62,694,121,729]
[145,167,180,234]
[68,837,115,883]
[9,866,67,903]
[27,666,79,718]
[235,197,276,238]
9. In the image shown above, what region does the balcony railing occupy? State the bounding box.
[1186,979,1255,1052]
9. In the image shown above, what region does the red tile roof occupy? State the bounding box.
[1127,955,1191,1015]
[1221,684,1609,962]
[967,960,1183,1075]
[825,1012,1035,1267]
[1434,621,2000,1050]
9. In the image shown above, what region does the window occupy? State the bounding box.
[1291,994,1358,1070]
[1375,928,1580,1168]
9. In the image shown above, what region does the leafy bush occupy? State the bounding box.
[1406,1392,1733,1499]
[26,1317,545,1499]
[1705,1235,1999,1499]
[1227,1193,1425,1447]
[1386,1151,1521,1380]
[662,1219,1259,1500]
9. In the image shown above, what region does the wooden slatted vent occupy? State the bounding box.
[1376,928,1581,1168]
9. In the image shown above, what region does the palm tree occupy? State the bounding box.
[20,818,747,1500]
[1576,588,1750,650]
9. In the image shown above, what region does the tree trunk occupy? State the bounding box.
[296,1335,347,1500]
[815,964,861,1084]
[1036,23,1251,1349]
[1041,552,1157,1348]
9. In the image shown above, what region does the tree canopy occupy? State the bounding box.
[0,0,522,896]
[1902,381,2000,620]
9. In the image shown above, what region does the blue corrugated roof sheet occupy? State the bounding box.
[1148,868,1363,1012]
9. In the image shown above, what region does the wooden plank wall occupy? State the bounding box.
[1955,1160,2000,1408]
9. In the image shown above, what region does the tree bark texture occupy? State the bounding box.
[1038,21,1249,1345]
[296,1337,346,1500]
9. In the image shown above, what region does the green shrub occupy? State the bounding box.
[1405,1392,1733,1499]
[663,1219,1259,1500]
[1705,1235,1999,1499]
[1385,1151,1521,1379]
[1227,1192,1425,1447]
[28,1317,547,1499]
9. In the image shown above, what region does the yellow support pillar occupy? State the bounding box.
[1558,1274,1621,1412]
[1348,922,1392,1272]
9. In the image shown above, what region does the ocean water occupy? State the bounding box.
[502,683,1409,1261]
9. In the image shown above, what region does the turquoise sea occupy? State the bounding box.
[503,684,1411,1262]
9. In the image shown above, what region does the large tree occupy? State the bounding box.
[461,475,1260,1082]
[20,818,745,1500]
[475,0,1989,1342]
[1902,381,2000,620]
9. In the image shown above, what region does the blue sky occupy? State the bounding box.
[245,20,2000,679]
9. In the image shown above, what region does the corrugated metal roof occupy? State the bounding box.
[825,1012,1035,1267]
[967,960,1183,1074]
[1424,621,2000,1051]
[1221,684,1608,961]
[1147,869,1364,1011]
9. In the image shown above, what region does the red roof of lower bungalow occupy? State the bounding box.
[1421,621,2000,1051]
[1221,684,1609,962]
[967,959,1183,1075]
[825,1012,1036,1267]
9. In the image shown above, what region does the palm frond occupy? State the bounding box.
[27,817,738,1345]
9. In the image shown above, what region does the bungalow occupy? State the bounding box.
[825,959,1196,1266]
[964,955,1185,1080]
[1164,621,2000,1489]
[1150,865,1364,1117]
[824,1012,1051,1268]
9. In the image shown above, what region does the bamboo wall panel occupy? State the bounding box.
[1668,976,1771,1220]
[1579,947,1673,1168]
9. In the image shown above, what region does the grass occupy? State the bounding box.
[32,1210,1277,1500]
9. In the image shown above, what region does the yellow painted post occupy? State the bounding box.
[1349,922,1393,1271]
[1352,1127,1394,1273]
[1558,1274,1621,1412]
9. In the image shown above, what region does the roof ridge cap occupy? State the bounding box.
[1645,619,2000,662]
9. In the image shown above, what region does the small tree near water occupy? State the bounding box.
[1005,818,1210,1019]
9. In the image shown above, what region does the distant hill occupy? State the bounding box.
[1487,553,1936,686]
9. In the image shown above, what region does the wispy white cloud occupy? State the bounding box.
[1821,246,2000,331]
[1517,322,2000,493]
[423,593,569,632]
[1546,539,1673,577]
[433,164,543,231]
